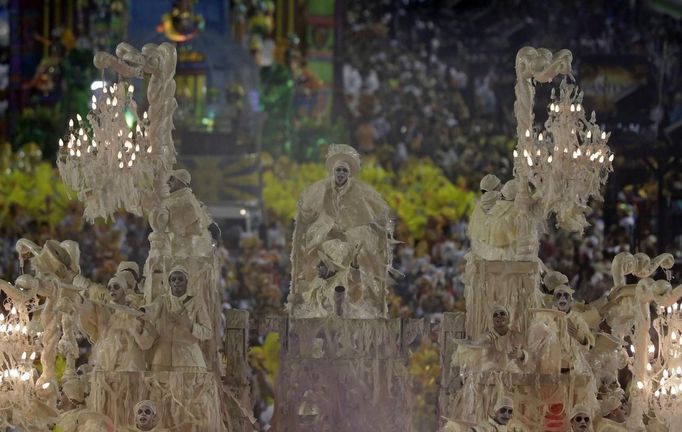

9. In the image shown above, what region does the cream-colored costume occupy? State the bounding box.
[469,180,536,260]
[569,405,594,432]
[164,169,215,256]
[479,306,528,372]
[144,291,213,372]
[469,395,515,432]
[480,327,527,373]
[91,307,153,371]
[595,418,627,432]
[595,397,626,432]
[302,244,363,315]
[55,410,114,431]
[469,417,508,431]
[78,275,152,371]
[527,308,594,374]
[527,274,595,375]
[55,374,114,431]
[289,144,393,318]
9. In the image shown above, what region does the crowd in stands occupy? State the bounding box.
[342,0,681,181]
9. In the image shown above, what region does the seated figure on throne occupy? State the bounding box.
[288,144,393,318]
[453,304,528,374]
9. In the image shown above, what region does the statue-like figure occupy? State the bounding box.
[526,271,598,426]
[595,397,627,431]
[163,169,219,256]
[569,406,593,432]
[528,271,595,375]
[597,372,624,401]
[88,275,154,371]
[471,396,515,431]
[479,305,527,372]
[288,144,393,318]
[469,177,535,261]
[133,400,168,431]
[479,174,502,214]
[117,261,141,293]
[142,265,213,372]
[54,372,113,431]
[441,396,519,432]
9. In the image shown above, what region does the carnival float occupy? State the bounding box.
[0,41,679,432]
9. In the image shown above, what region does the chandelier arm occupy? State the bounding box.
[93,51,143,78]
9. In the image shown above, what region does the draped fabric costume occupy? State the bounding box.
[527,309,594,374]
[164,187,214,256]
[91,306,154,371]
[470,418,508,432]
[468,199,538,261]
[144,293,213,372]
[595,418,628,432]
[289,145,393,318]
[480,328,528,373]
[527,309,598,416]
[55,409,113,431]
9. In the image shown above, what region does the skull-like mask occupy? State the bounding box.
[169,270,188,297]
[570,412,590,431]
[554,290,572,313]
[108,278,126,305]
[494,406,513,425]
[334,162,350,187]
[135,400,158,431]
[492,309,509,335]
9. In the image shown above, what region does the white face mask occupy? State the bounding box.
[333,162,350,187]
[135,401,158,431]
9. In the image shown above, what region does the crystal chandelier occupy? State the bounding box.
[0,298,46,427]
[514,78,614,232]
[648,304,682,426]
[56,42,179,222]
[57,81,157,222]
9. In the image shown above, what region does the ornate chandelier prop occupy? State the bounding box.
[651,305,682,426]
[513,48,613,238]
[516,79,614,232]
[57,43,178,222]
[0,296,49,430]
[639,269,682,429]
